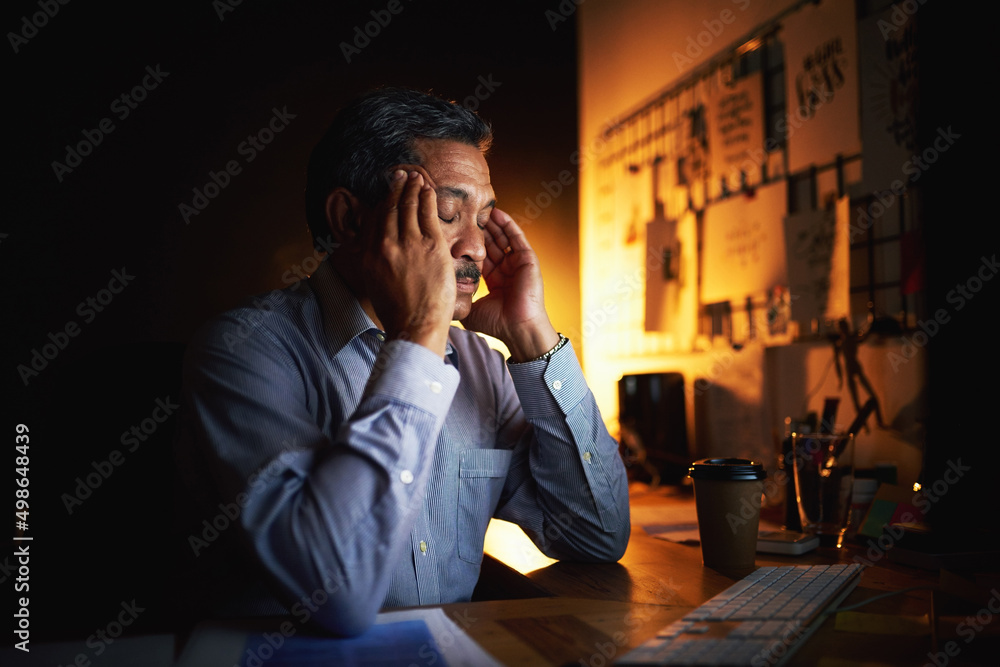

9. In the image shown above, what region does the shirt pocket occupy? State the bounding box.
[457,448,513,564]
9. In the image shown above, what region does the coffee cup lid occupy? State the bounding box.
[688,458,767,481]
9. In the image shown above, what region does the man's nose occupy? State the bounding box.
[451,220,486,263]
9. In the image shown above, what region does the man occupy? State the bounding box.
[176,87,630,637]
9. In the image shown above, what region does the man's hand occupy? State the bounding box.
[461,208,560,362]
[361,170,455,357]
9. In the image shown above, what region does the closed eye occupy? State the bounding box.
[440,215,484,230]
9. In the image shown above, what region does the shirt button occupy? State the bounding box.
[552,380,563,391]
[583,451,592,463]
[400,470,414,484]
[429,381,442,394]
[375,332,386,341]
[419,540,428,554]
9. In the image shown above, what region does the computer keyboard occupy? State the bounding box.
[616,563,864,666]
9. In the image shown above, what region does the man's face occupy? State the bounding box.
[406,138,495,321]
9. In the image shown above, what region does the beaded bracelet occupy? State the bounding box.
[510,334,569,364]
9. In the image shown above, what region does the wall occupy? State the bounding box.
[576,0,930,487]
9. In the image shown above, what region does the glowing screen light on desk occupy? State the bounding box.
[483,519,558,574]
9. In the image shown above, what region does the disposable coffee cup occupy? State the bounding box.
[688,458,767,577]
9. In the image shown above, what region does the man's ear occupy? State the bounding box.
[324,188,363,246]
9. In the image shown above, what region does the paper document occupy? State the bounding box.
[177,607,501,667]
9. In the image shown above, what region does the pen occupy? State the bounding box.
[846,398,877,437]
[834,398,877,458]
[820,397,839,435]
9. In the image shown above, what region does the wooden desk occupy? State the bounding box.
[467,484,1000,666]
[174,484,999,666]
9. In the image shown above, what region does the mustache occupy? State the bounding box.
[455,263,481,282]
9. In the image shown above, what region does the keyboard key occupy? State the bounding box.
[656,621,692,638]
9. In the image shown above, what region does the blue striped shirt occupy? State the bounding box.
[177,260,629,636]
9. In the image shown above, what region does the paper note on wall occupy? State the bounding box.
[783,0,861,173]
[701,180,788,304]
[784,196,850,328]
[708,72,765,192]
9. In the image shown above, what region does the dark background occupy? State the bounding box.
[5,0,581,645]
[7,0,580,356]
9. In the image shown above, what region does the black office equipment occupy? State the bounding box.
[618,373,690,485]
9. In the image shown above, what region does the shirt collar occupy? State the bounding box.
[308,259,377,358]
[308,258,456,361]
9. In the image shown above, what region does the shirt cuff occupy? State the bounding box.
[365,339,460,415]
[506,338,588,418]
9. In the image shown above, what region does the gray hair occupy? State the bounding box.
[305,87,493,250]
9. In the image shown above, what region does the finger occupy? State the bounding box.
[482,225,506,270]
[417,177,441,243]
[378,169,408,243]
[490,208,531,253]
[393,165,437,241]
[396,170,425,240]
[484,209,511,257]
